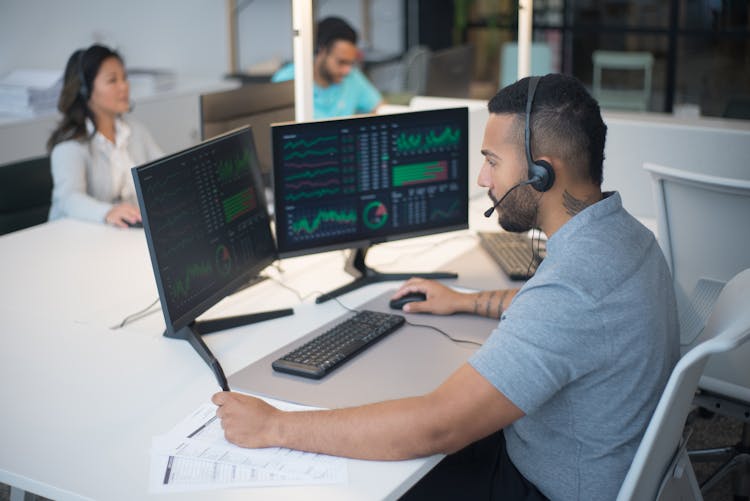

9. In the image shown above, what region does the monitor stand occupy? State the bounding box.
[315,246,457,304]
[166,308,294,391]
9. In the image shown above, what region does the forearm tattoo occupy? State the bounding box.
[472,290,508,319]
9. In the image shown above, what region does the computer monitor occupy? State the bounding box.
[200,80,295,187]
[425,45,475,98]
[132,126,293,389]
[272,107,470,302]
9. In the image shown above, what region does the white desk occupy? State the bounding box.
[0,200,510,501]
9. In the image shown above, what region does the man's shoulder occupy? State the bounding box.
[344,67,371,86]
[272,63,295,82]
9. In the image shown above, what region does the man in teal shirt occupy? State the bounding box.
[272,16,383,119]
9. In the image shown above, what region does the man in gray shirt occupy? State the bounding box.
[213,74,679,500]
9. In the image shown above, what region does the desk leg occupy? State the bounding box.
[10,486,26,501]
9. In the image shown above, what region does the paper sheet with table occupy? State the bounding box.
[150,397,347,492]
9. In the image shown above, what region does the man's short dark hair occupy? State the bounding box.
[316,16,357,53]
[488,73,607,186]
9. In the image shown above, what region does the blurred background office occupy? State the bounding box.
[3,0,748,225]
[1,0,748,118]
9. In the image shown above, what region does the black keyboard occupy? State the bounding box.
[272,310,405,379]
[478,231,546,280]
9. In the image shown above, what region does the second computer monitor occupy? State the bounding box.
[272,107,469,258]
[133,126,277,335]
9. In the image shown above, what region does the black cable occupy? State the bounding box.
[111,297,160,330]
[332,297,483,348]
[525,193,546,278]
[351,232,474,270]
[265,273,324,303]
[404,319,483,347]
[525,229,537,278]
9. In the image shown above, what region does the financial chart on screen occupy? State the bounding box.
[272,107,469,257]
[134,127,276,332]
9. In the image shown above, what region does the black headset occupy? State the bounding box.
[77,49,89,101]
[483,76,556,217]
[525,76,554,192]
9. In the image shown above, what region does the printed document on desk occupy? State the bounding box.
[150,398,347,492]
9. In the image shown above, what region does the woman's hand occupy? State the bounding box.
[105,203,141,228]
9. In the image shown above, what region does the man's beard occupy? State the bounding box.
[317,57,336,85]
[489,184,539,233]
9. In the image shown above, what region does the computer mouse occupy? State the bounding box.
[389,292,427,310]
[126,220,143,228]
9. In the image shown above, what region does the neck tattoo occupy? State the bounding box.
[562,190,595,217]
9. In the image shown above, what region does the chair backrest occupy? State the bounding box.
[592,50,653,111]
[644,162,750,347]
[499,42,553,89]
[0,155,52,235]
[424,45,474,98]
[403,45,431,95]
[616,267,750,501]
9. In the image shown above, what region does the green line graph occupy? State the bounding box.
[395,126,461,153]
[283,135,337,150]
[291,208,357,235]
[430,199,460,221]
[217,150,251,183]
[285,187,341,201]
[283,147,338,161]
[285,167,340,181]
[169,261,212,300]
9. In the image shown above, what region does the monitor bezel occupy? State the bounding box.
[271,107,470,259]
[132,126,277,335]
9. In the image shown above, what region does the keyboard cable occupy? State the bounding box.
[332,297,483,348]
[266,270,484,349]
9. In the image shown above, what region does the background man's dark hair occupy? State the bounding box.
[315,16,357,53]
[488,74,607,186]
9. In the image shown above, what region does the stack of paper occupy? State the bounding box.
[127,68,176,97]
[0,69,62,117]
[150,400,347,493]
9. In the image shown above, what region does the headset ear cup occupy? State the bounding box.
[530,159,555,192]
[77,51,88,101]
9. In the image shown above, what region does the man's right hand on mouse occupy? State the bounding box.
[392,278,469,315]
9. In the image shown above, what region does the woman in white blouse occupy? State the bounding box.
[47,44,163,227]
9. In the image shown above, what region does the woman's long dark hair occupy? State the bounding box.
[46,44,124,152]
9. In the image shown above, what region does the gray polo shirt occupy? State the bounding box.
[470,192,679,501]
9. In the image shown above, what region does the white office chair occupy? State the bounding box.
[645,161,750,497]
[644,162,750,348]
[617,268,750,501]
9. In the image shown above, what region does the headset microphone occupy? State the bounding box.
[483,178,537,217]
